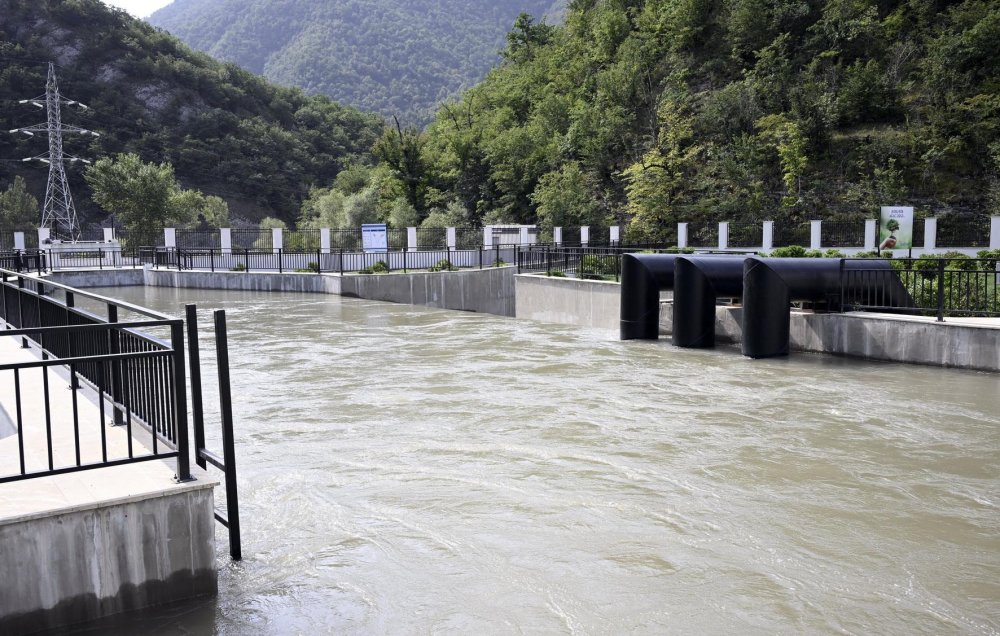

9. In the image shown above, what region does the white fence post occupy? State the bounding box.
[408,227,418,252]
[580,226,590,246]
[102,227,114,243]
[13,232,25,251]
[164,228,176,248]
[718,222,729,250]
[483,226,493,248]
[320,228,330,254]
[610,225,620,245]
[924,217,937,251]
[677,223,688,248]
[519,226,530,246]
[810,220,822,250]
[446,227,456,250]
[272,227,283,253]
[762,221,774,252]
[553,226,562,246]
[221,228,232,254]
[864,219,877,251]
[991,216,1000,249]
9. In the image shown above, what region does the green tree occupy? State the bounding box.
[531,162,603,238]
[84,153,196,246]
[0,177,39,231]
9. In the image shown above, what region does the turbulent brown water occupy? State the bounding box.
[74,287,999,635]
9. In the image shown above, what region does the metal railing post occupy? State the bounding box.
[936,258,946,322]
[186,305,206,470]
[278,248,283,274]
[170,320,192,482]
[107,304,124,426]
[214,310,242,560]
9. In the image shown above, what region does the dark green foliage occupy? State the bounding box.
[386,0,1000,237]
[149,0,559,124]
[428,258,458,272]
[579,254,617,279]
[359,259,389,274]
[0,0,382,227]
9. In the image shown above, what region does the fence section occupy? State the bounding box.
[0,270,189,483]
[841,257,1000,318]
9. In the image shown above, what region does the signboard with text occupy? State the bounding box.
[879,206,914,251]
[361,223,388,253]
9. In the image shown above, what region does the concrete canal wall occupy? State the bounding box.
[47,266,517,316]
[0,478,217,634]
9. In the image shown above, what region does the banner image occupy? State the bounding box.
[879,206,914,251]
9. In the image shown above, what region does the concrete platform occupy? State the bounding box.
[0,332,219,635]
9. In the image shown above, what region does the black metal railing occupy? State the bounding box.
[841,257,1000,319]
[416,228,447,249]
[0,269,189,483]
[0,269,243,559]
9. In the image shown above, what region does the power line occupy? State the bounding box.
[8,62,99,240]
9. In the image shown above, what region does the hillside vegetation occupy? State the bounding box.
[149,0,563,124]
[0,0,382,225]
[370,0,1000,240]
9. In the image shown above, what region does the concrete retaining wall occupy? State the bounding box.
[144,269,342,294]
[0,483,217,634]
[45,268,146,288]
[515,274,621,330]
[342,266,515,316]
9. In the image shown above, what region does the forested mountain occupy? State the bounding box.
[149,0,564,124]
[0,0,382,225]
[371,0,1000,240]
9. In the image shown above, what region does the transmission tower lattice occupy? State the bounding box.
[9,62,99,241]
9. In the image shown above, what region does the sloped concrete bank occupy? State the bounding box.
[516,274,1000,371]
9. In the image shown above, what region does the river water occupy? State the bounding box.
[77,287,999,635]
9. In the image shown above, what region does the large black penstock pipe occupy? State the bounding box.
[620,253,680,340]
[741,257,912,358]
[672,256,746,348]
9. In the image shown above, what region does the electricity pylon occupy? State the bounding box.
[9,62,99,241]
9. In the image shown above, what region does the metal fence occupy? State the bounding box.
[841,257,1000,318]
[177,230,221,249]
[686,223,718,247]
[517,246,623,280]
[728,222,763,248]
[822,221,866,248]
[772,223,811,248]
[935,215,991,248]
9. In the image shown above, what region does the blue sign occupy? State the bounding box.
[361,224,388,253]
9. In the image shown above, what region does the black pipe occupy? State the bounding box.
[742,257,910,358]
[620,254,680,340]
[672,256,745,348]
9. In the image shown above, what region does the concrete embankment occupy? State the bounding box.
[515,274,1000,371]
[47,266,517,316]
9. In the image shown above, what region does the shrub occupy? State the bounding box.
[359,260,389,274]
[769,245,807,257]
[823,249,846,258]
[428,258,457,272]
[579,254,618,277]
[547,269,566,277]
[976,248,1000,270]
[295,261,320,273]
[230,263,246,272]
